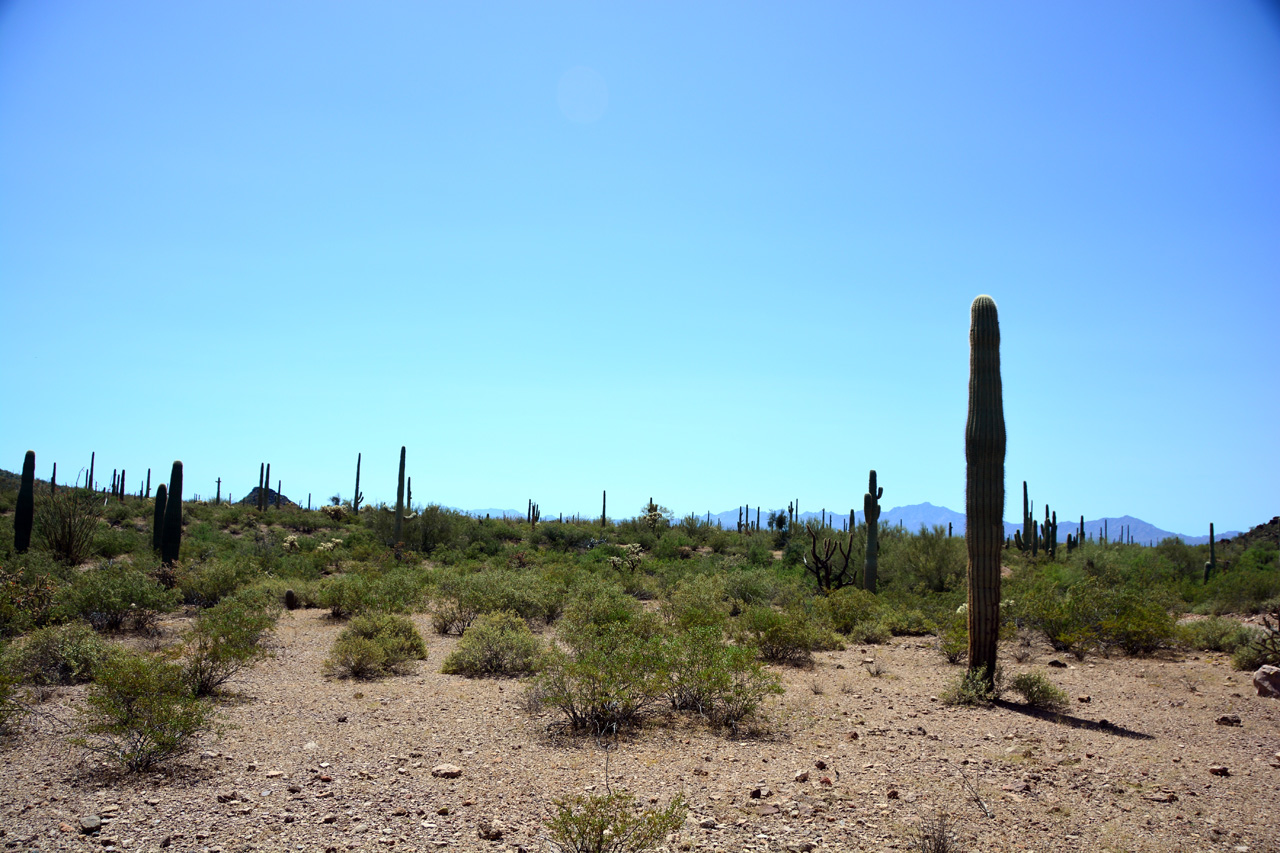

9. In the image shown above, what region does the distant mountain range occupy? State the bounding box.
[461,502,1237,546]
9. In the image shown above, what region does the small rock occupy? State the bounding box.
[1077,695,1091,703]
[266,771,284,778]
[59,823,74,833]
[321,813,337,824]
[819,777,833,787]
[1216,714,1243,727]
[476,819,504,841]
[886,789,899,800]
[786,843,816,852]
[437,806,450,815]
[1253,665,1280,698]
[432,763,463,779]
[80,816,102,834]
[1047,659,1067,668]
[698,817,717,829]
[794,771,810,783]
[815,760,827,770]
[337,715,348,723]
[1209,765,1231,776]
[749,785,771,799]
[1146,792,1178,803]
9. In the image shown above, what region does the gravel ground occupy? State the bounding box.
[2,608,1278,853]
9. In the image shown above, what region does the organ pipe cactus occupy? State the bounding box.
[863,470,883,593]
[965,295,1006,690]
[161,461,183,566]
[15,450,35,554]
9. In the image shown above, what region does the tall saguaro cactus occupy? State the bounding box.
[15,451,35,554]
[393,446,406,544]
[353,453,363,514]
[601,490,607,527]
[152,484,168,553]
[863,470,883,593]
[161,461,184,566]
[965,295,1006,690]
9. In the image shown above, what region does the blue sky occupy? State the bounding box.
[2,1,1277,536]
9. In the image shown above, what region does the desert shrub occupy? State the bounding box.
[1174,617,1259,653]
[651,532,695,562]
[323,613,427,679]
[55,562,180,632]
[1202,560,1280,615]
[722,566,783,611]
[2,622,112,686]
[70,652,214,771]
[0,656,21,736]
[940,667,1003,706]
[823,587,888,641]
[177,558,256,608]
[182,594,280,696]
[734,605,827,666]
[562,578,641,632]
[1008,671,1068,711]
[662,574,729,633]
[0,563,59,637]
[935,609,968,664]
[663,627,782,727]
[1098,590,1176,655]
[94,526,142,560]
[536,622,668,732]
[440,611,543,677]
[1231,606,1280,671]
[546,791,687,853]
[319,572,373,619]
[34,488,102,565]
[878,604,936,637]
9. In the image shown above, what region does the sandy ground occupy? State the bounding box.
[2,608,1278,853]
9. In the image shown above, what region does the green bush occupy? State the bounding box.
[177,558,256,608]
[734,605,831,666]
[182,595,280,696]
[823,587,889,642]
[0,654,21,736]
[940,667,1003,706]
[662,574,729,634]
[323,613,427,679]
[1174,617,1259,653]
[2,622,112,686]
[441,611,543,677]
[319,572,373,619]
[70,652,215,771]
[0,563,59,637]
[663,627,782,727]
[55,562,181,633]
[536,622,668,732]
[1008,671,1068,711]
[546,791,687,853]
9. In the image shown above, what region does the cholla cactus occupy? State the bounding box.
[608,543,644,572]
[283,535,300,553]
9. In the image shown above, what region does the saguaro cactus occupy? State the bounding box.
[161,461,183,566]
[152,484,168,553]
[393,446,406,544]
[863,470,883,593]
[353,453,363,514]
[965,295,1006,690]
[15,450,35,554]
[1204,522,1216,583]
[601,490,607,527]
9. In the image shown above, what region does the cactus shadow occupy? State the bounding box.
[992,699,1155,740]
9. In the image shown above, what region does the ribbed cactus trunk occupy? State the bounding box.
[863,470,882,593]
[15,450,35,554]
[161,461,183,566]
[965,296,1006,690]
[353,453,362,514]
[393,446,406,544]
[601,490,607,527]
[152,484,167,553]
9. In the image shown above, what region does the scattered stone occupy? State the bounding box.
[786,843,816,852]
[432,763,463,779]
[1209,765,1231,776]
[1216,714,1243,727]
[337,715,348,723]
[1146,792,1178,803]
[59,823,74,833]
[437,807,450,815]
[476,819,504,841]
[1253,665,1280,698]
[692,767,708,776]
[886,789,899,800]
[819,777,833,787]
[1047,659,1067,668]
[749,785,772,799]
[752,804,780,816]
[79,816,102,834]
[266,771,284,778]
[1078,696,1091,703]
[794,771,809,783]
[321,814,337,824]
[815,760,827,770]
[698,817,717,829]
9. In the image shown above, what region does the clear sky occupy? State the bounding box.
[2,1,1277,536]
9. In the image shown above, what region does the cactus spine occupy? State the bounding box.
[15,450,35,554]
[161,461,183,565]
[152,483,167,553]
[965,295,1006,690]
[393,446,406,544]
[863,470,883,593]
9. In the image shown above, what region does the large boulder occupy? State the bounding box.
[1253,665,1280,698]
